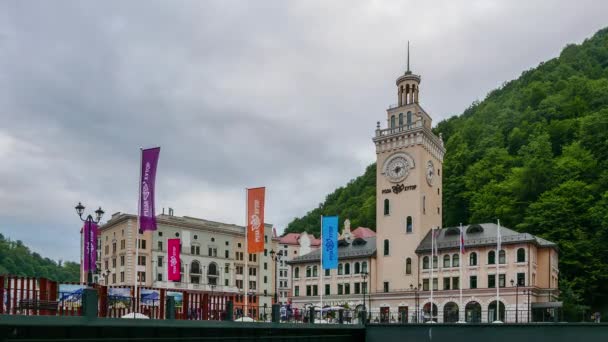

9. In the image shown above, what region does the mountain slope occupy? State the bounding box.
[0,233,80,282]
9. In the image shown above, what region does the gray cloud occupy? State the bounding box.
[1,0,607,261]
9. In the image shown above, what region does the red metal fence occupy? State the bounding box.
[1,275,254,320]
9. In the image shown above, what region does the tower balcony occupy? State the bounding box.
[375,121,423,138]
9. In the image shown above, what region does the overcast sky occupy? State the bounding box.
[1,1,607,262]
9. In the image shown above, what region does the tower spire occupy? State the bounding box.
[407,41,410,73]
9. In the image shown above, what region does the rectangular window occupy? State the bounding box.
[383,281,389,293]
[432,278,438,291]
[264,249,267,256]
[121,240,126,249]
[249,281,256,290]
[225,263,230,273]
[443,277,450,290]
[225,250,229,258]
[112,258,116,268]
[313,285,318,296]
[105,245,109,255]
[354,282,361,294]
[225,279,229,286]
[384,239,389,256]
[137,271,145,282]
[157,241,162,251]
[453,277,460,290]
[140,240,146,249]
[295,286,300,297]
[423,279,429,291]
[345,283,350,295]
[488,274,496,289]
[325,284,330,295]
[517,272,525,286]
[362,282,367,294]
[499,274,506,288]
[469,276,477,289]
[120,272,125,282]
[306,285,312,296]
[325,269,330,276]
[236,280,243,289]
[112,242,116,253]
[157,256,163,267]
[156,273,162,281]
[112,273,116,284]
[264,276,267,284]
[105,260,108,270]
[338,284,343,295]
[138,256,146,266]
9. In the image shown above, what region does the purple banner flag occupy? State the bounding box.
[139,147,161,232]
[83,222,98,272]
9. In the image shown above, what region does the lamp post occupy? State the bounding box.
[361,271,368,323]
[269,249,283,304]
[511,279,520,323]
[75,202,104,287]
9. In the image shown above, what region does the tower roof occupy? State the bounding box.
[397,41,421,85]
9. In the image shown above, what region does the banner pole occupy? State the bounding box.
[319,215,323,320]
[134,147,143,315]
[244,188,249,318]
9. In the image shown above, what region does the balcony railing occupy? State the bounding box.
[375,122,422,137]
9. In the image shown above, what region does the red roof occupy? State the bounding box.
[311,238,321,247]
[352,227,375,238]
[279,233,301,245]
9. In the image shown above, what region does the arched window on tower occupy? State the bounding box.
[390,115,396,129]
[406,258,412,274]
[399,113,403,126]
[384,199,390,216]
[407,111,412,127]
[412,84,417,103]
[406,216,413,233]
[405,84,410,104]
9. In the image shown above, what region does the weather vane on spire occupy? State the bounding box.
[406,40,411,74]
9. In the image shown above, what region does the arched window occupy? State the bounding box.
[465,301,481,323]
[499,250,506,264]
[384,239,390,256]
[452,254,460,267]
[390,115,396,128]
[406,258,412,274]
[470,252,477,266]
[345,263,351,275]
[338,263,343,275]
[312,265,318,277]
[488,251,496,265]
[354,262,360,274]
[384,199,390,216]
[517,248,525,262]
[190,260,201,274]
[306,266,311,277]
[294,267,300,278]
[423,256,429,269]
[443,255,450,268]
[407,111,412,126]
[443,302,459,323]
[406,216,413,233]
[362,261,368,273]
[488,300,505,322]
[399,113,403,126]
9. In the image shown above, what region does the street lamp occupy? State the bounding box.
[410,283,421,323]
[75,202,104,286]
[511,279,520,323]
[270,249,283,304]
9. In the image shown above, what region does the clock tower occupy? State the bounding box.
[373,45,445,293]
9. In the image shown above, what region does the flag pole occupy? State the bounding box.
[134,147,143,315]
[495,219,501,323]
[429,226,434,322]
[319,215,323,320]
[245,188,249,318]
[458,223,465,323]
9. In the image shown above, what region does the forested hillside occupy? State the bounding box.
[285,27,608,312]
[0,233,80,282]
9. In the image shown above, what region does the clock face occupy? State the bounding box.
[426,160,435,186]
[387,157,410,182]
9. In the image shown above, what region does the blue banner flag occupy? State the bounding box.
[322,216,339,269]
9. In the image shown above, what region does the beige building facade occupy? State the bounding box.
[91,211,278,310]
[288,56,560,323]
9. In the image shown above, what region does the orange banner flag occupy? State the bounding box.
[247,187,265,253]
